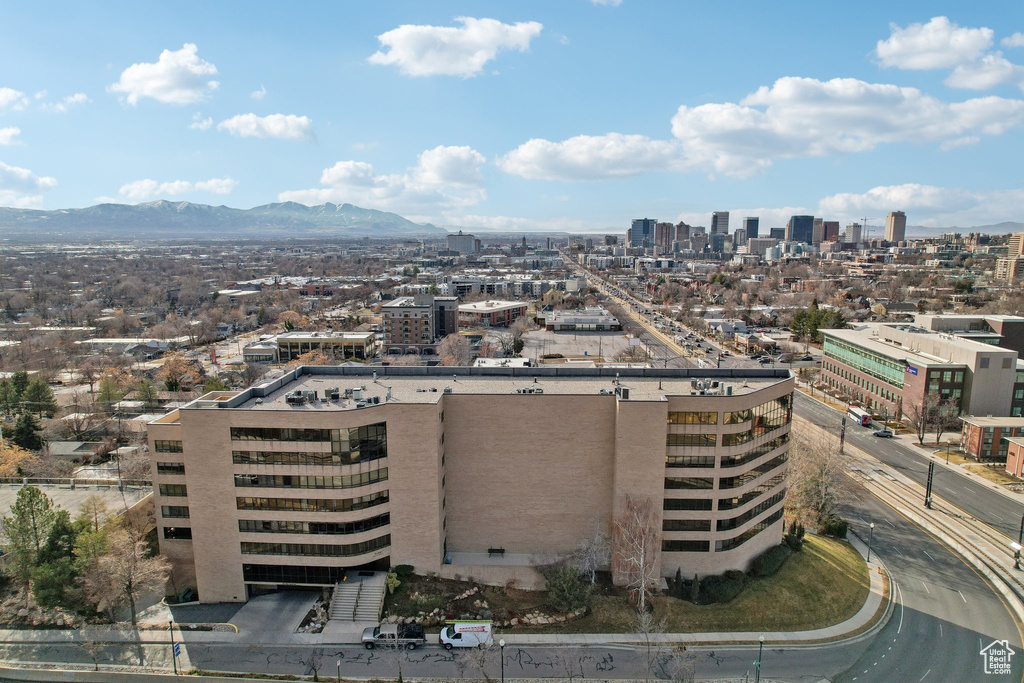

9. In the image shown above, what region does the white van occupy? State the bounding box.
[439,621,494,649]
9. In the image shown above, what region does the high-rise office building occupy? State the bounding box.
[822,221,840,242]
[630,218,656,248]
[711,211,730,235]
[733,228,748,248]
[1008,233,1024,257]
[674,222,691,242]
[787,215,814,244]
[446,230,478,254]
[709,233,726,252]
[655,222,675,249]
[885,211,907,243]
[843,223,862,246]
[812,218,824,246]
[742,217,759,239]
[769,228,785,241]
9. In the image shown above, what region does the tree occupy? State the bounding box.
[905,393,938,446]
[933,396,960,446]
[10,370,29,400]
[11,412,44,451]
[22,379,58,418]
[2,486,60,600]
[476,341,498,358]
[299,647,325,682]
[0,379,18,416]
[82,526,170,626]
[542,563,593,612]
[0,439,38,476]
[390,354,421,366]
[203,376,228,392]
[31,508,82,609]
[286,350,330,368]
[634,610,668,682]
[612,495,660,612]
[786,431,847,523]
[77,495,110,532]
[241,363,268,387]
[158,354,201,392]
[438,333,471,366]
[134,379,159,409]
[573,527,611,584]
[96,374,123,414]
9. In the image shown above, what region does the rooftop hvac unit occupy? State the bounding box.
[443,387,453,394]
[615,386,630,400]
[352,387,362,400]
[726,385,733,396]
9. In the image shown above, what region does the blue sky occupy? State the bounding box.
[1,2,1023,232]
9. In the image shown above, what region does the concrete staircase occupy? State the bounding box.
[329,572,386,622]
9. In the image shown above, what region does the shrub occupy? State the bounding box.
[542,563,593,613]
[700,573,746,604]
[750,544,792,578]
[385,572,401,595]
[820,516,848,539]
[394,564,414,579]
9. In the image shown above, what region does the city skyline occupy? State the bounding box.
[1,4,1024,231]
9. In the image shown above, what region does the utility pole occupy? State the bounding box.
[924,461,935,509]
[839,416,847,454]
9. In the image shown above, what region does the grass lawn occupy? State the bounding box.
[928,449,1021,486]
[527,534,868,634]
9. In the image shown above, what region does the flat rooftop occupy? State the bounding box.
[458,301,527,312]
[824,327,970,368]
[960,416,1024,428]
[178,366,792,414]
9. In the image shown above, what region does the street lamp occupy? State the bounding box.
[867,522,875,563]
[499,638,505,683]
[754,634,764,683]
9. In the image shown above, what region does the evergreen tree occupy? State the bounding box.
[10,371,29,400]
[203,376,228,392]
[31,509,81,609]
[0,380,17,415]
[2,486,59,597]
[11,413,44,451]
[96,374,123,414]
[22,379,58,418]
[134,378,158,409]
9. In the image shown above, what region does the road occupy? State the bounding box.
[796,391,1024,542]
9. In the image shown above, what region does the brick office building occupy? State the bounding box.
[148,366,793,603]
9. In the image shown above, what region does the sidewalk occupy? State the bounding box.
[0,535,891,649]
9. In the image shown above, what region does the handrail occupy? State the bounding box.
[353,580,363,621]
[0,477,152,488]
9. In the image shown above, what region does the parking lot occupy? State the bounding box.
[486,328,633,363]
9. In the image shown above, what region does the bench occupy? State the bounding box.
[487,547,506,557]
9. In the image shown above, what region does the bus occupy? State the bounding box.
[847,406,872,426]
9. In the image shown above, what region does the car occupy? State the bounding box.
[800,355,814,361]
[758,357,774,365]
[721,351,731,356]
[873,428,894,438]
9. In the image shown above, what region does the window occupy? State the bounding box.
[717,492,785,531]
[665,477,714,490]
[241,534,391,557]
[233,468,387,490]
[230,423,387,447]
[980,358,990,369]
[667,411,717,425]
[663,519,711,532]
[942,371,952,383]
[235,491,389,512]
[724,409,752,424]
[154,440,183,453]
[243,564,348,585]
[719,453,788,489]
[238,513,390,536]
[233,444,386,467]
[666,434,716,447]
[163,527,192,540]
[665,454,716,468]
[661,540,710,552]
[1004,358,1014,370]
[157,462,185,475]
[663,498,712,511]
[715,509,784,552]
[718,474,785,510]
[159,484,187,497]
[161,505,189,518]
[956,371,965,383]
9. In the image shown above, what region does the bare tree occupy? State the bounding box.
[634,610,668,683]
[933,396,960,446]
[905,392,939,446]
[438,333,471,366]
[81,526,170,627]
[573,526,611,584]
[612,495,660,612]
[299,647,325,681]
[787,431,848,523]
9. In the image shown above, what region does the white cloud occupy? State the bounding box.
[453,214,588,232]
[0,87,28,110]
[278,145,486,215]
[368,16,543,77]
[217,113,314,141]
[499,76,1024,180]
[0,160,57,208]
[877,16,992,70]
[0,127,20,145]
[944,52,1024,89]
[589,0,623,5]
[1004,33,1024,49]
[108,43,219,105]
[251,85,267,100]
[496,133,684,180]
[817,182,1024,227]
[189,113,213,131]
[117,176,237,201]
[44,92,91,113]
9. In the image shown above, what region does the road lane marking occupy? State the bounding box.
[893,546,904,556]
[923,550,935,561]
[920,670,931,681]
[922,581,929,593]
[959,590,968,603]
[885,519,896,528]
[896,581,905,634]
[939,624,942,638]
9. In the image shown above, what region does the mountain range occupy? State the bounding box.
[0,201,444,240]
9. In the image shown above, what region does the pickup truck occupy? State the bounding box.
[361,623,427,650]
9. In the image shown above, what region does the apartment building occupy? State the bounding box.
[148,366,794,603]
[457,301,528,328]
[821,324,1024,419]
[381,295,458,356]
[995,257,1024,284]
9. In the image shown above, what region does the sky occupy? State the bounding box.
[1,2,1024,233]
